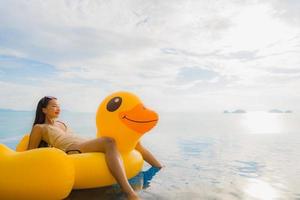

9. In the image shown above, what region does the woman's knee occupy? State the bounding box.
[101,137,116,149]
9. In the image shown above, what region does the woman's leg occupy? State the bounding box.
[75,137,138,199]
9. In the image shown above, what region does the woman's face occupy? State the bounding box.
[43,99,61,118]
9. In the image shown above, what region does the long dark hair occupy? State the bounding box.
[33,96,57,147]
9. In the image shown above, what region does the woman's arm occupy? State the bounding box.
[135,142,163,168]
[27,125,43,150]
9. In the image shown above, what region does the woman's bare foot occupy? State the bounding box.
[127,192,140,200]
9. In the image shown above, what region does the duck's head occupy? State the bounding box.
[96,91,159,152]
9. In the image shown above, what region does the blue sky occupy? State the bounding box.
[0,0,300,112]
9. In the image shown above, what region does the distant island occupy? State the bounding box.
[232,109,246,113]
[223,109,246,114]
[269,109,293,113]
[0,108,22,112]
[224,109,294,114]
[0,108,85,113]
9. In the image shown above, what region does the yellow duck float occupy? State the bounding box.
[0,91,159,200]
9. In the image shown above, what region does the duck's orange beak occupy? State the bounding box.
[119,104,159,134]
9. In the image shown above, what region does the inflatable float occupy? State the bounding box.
[0,91,159,200]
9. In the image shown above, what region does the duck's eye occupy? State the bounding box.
[107,97,122,112]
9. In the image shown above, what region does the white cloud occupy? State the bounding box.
[0,0,299,112]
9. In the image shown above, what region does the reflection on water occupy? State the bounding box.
[65,167,161,200]
[241,111,283,134]
[1,111,300,199]
[244,179,280,200]
[178,138,214,157]
[233,160,264,178]
[139,112,300,199]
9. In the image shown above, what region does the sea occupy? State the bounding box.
[0,110,300,200]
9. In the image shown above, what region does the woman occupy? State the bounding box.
[27,96,162,200]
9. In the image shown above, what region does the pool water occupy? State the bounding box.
[1,110,300,200]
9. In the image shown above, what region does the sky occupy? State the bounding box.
[0,0,300,113]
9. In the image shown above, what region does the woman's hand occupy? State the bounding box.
[135,142,163,168]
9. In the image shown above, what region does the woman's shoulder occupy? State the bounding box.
[31,124,47,134]
[33,124,45,129]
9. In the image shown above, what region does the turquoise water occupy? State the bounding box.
[1,110,300,200]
